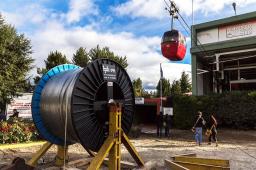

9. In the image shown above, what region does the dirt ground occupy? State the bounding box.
[1,128,256,170]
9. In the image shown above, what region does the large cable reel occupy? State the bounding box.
[32,59,135,152]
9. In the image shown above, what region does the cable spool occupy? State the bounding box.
[32,59,135,152]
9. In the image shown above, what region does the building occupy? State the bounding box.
[191,12,256,95]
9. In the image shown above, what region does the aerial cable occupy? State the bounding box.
[176,11,210,57]
[163,0,213,72]
[177,17,210,62]
[164,0,211,57]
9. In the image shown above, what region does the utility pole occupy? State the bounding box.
[160,63,163,114]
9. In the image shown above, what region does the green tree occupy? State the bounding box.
[34,50,69,84]
[156,78,171,97]
[72,47,89,67]
[171,80,181,95]
[133,78,143,97]
[89,45,128,68]
[44,51,69,70]
[0,15,33,111]
[180,71,191,94]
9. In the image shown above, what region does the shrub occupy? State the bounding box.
[0,118,39,144]
[173,91,256,130]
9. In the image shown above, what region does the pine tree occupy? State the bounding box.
[89,45,128,68]
[72,47,89,67]
[34,50,69,84]
[171,80,181,95]
[180,71,192,94]
[156,78,171,97]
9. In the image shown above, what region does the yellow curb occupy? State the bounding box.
[0,141,46,150]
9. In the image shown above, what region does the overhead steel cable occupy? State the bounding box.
[163,0,213,72]
[163,1,210,59]
[176,11,210,55]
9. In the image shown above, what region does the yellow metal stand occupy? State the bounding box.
[55,145,68,166]
[87,102,144,170]
[26,102,143,169]
[26,142,53,167]
[26,142,69,167]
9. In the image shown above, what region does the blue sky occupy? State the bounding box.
[1,0,256,89]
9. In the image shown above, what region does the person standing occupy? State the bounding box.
[157,112,164,137]
[0,110,6,121]
[10,109,19,118]
[192,111,206,146]
[164,115,171,138]
[208,113,218,147]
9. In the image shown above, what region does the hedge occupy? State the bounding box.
[173,91,256,130]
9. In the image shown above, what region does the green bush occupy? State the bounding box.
[173,91,256,130]
[0,118,39,144]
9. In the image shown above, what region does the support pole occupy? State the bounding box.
[87,102,144,170]
[160,63,163,114]
[109,102,122,170]
[55,145,68,166]
[122,133,144,166]
[26,142,52,167]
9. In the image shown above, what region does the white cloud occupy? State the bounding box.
[30,20,190,88]
[1,3,48,28]
[1,1,191,89]
[113,0,256,18]
[66,0,98,23]
[114,0,166,19]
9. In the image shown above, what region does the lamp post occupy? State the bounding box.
[232,2,237,15]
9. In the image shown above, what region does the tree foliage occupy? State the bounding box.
[35,45,128,85]
[133,78,143,97]
[156,78,171,97]
[34,50,69,84]
[180,71,191,94]
[44,51,69,70]
[72,47,89,67]
[89,45,128,68]
[170,80,181,95]
[155,71,191,97]
[0,15,33,111]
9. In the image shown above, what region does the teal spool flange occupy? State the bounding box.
[31,64,80,145]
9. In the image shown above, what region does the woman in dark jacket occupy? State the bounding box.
[207,113,218,146]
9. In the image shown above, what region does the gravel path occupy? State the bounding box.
[1,129,256,169]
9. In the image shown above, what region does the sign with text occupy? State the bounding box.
[6,93,32,119]
[197,20,256,45]
[102,64,116,81]
[219,20,256,41]
[135,97,144,104]
[163,107,173,116]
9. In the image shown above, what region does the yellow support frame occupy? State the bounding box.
[26,142,53,167]
[26,102,143,169]
[26,142,69,167]
[55,145,68,166]
[87,102,144,170]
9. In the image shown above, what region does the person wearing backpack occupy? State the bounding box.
[207,113,218,147]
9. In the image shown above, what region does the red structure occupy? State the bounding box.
[144,98,165,115]
[161,29,186,61]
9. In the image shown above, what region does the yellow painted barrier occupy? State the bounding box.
[174,156,230,167]
[0,141,46,150]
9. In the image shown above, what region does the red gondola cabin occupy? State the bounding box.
[161,29,186,61]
